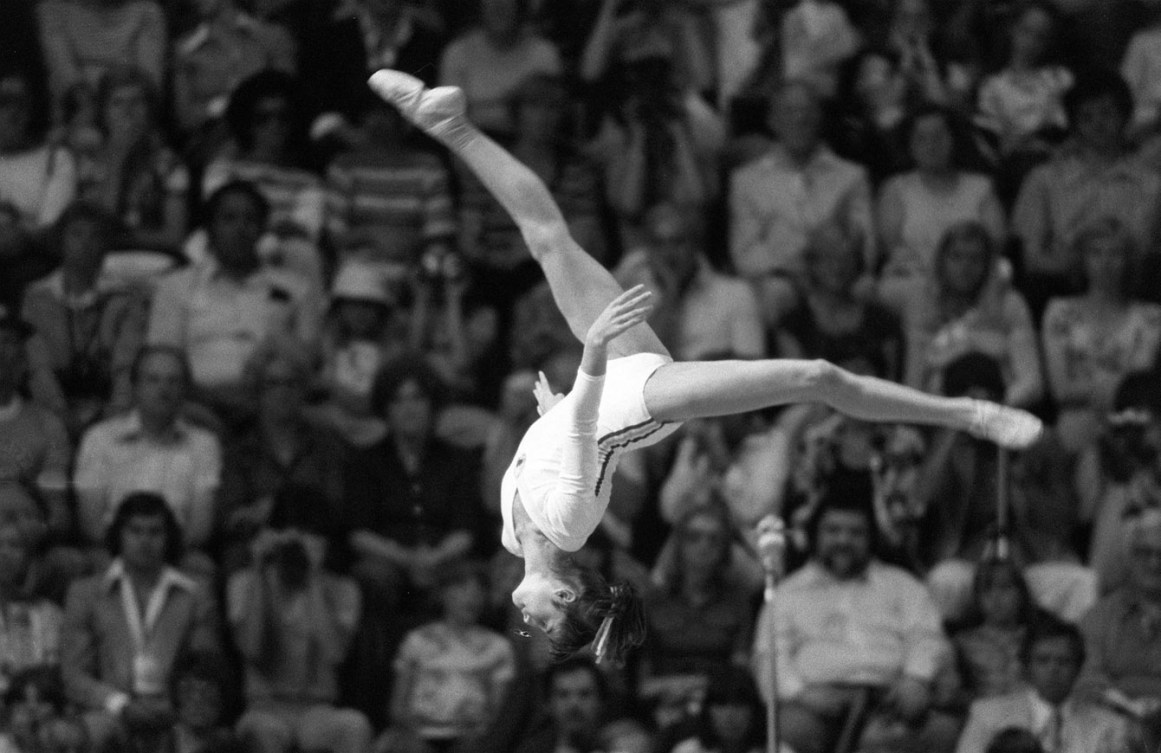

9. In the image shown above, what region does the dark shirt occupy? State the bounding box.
[343,434,484,550]
[644,581,755,678]
[779,299,904,380]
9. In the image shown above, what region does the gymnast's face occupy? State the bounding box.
[512,571,575,635]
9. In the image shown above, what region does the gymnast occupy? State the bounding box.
[367,69,1043,666]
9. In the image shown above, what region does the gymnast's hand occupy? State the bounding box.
[533,370,564,416]
[586,285,653,349]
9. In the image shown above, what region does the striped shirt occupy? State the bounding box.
[203,159,325,240]
[325,149,455,263]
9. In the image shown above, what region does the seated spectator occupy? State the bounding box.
[172,0,296,150]
[1076,507,1161,716]
[829,47,913,187]
[975,2,1070,157]
[614,203,764,361]
[755,488,959,753]
[775,222,902,380]
[0,66,77,231]
[324,95,455,274]
[383,560,516,753]
[306,261,409,447]
[438,0,563,137]
[1041,218,1161,453]
[0,521,63,693]
[0,316,71,541]
[73,66,190,252]
[345,357,483,603]
[1120,11,1161,136]
[658,666,765,753]
[640,504,756,719]
[956,620,1129,753]
[729,79,873,326]
[170,651,243,753]
[951,557,1056,703]
[199,71,325,291]
[918,354,1095,622]
[21,202,146,436]
[147,181,321,422]
[0,200,57,315]
[36,0,166,109]
[217,345,346,570]
[1073,371,1161,593]
[1012,69,1161,317]
[73,346,221,557]
[899,222,1043,408]
[62,492,220,750]
[37,716,92,753]
[880,0,979,109]
[877,106,1005,289]
[228,493,371,753]
[587,56,724,249]
[580,0,713,96]
[510,657,610,753]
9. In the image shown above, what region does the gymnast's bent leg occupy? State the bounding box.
[368,70,667,362]
[641,359,1042,448]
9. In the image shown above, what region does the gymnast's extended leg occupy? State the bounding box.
[642,359,1042,448]
[368,70,667,361]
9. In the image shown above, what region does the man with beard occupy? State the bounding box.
[753,477,957,753]
[513,657,609,753]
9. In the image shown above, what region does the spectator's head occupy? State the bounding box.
[131,345,191,425]
[769,80,824,159]
[967,555,1036,629]
[435,559,490,628]
[172,651,229,732]
[203,180,267,273]
[480,0,527,46]
[891,0,934,41]
[1072,217,1135,300]
[510,75,570,145]
[808,473,877,579]
[36,717,89,753]
[644,202,703,290]
[370,356,446,441]
[330,261,397,338]
[96,65,158,143]
[544,657,608,740]
[1125,507,1161,600]
[0,66,48,152]
[243,340,313,422]
[1006,1,1060,68]
[1020,619,1085,705]
[360,0,403,22]
[1064,69,1132,153]
[192,0,234,20]
[0,313,32,400]
[1099,371,1161,482]
[850,47,906,113]
[941,351,1005,402]
[0,483,47,553]
[905,105,966,174]
[670,503,733,596]
[697,666,764,752]
[804,221,863,295]
[225,70,303,160]
[986,728,1045,753]
[935,221,995,300]
[105,492,184,568]
[53,202,117,282]
[0,519,33,590]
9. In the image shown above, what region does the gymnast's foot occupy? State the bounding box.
[367,70,470,146]
[968,400,1044,449]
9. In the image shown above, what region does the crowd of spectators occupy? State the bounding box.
[6,0,1161,752]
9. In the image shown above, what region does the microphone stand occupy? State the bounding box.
[765,568,780,753]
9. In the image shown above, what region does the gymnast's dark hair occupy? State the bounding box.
[547,560,646,665]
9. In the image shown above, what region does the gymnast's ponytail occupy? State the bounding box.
[548,565,647,666]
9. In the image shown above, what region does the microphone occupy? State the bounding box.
[755,514,786,580]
